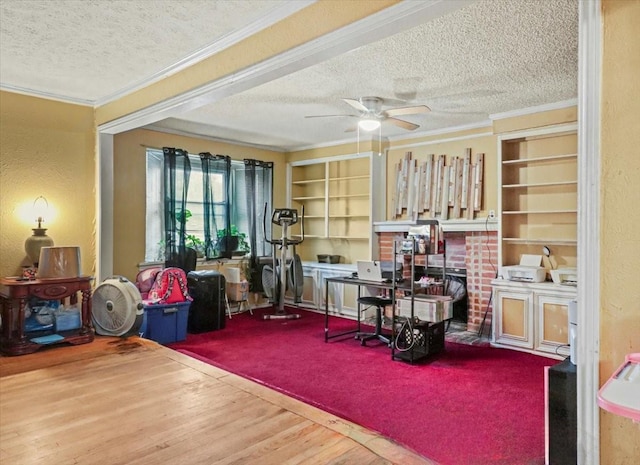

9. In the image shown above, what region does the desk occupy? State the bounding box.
[324,276,408,343]
[0,276,94,356]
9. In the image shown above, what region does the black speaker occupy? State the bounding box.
[547,357,577,465]
[187,270,226,333]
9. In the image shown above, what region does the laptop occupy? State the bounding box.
[356,260,387,282]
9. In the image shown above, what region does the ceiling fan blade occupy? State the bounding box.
[342,98,369,113]
[344,126,357,133]
[305,114,355,119]
[385,105,431,117]
[386,117,419,131]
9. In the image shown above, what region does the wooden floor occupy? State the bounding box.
[0,337,434,465]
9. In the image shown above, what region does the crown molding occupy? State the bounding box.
[0,83,94,106]
[489,98,577,121]
[141,124,288,153]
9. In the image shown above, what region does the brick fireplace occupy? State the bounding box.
[377,229,498,333]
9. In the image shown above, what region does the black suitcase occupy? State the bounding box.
[187,270,226,332]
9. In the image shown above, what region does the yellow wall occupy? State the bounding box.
[0,91,96,278]
[600,0,640,462]
[112,129,285,281]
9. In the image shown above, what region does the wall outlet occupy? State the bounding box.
[488,210,496,219]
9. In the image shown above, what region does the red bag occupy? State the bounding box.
[135,266,162,300]
[146,267,192,304]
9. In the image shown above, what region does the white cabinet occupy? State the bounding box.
[492,279,574,359]
[286,262,356,316]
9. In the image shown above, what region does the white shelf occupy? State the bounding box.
[328,193,368,199]
[291,178,324,185]
[502,153,577,165]
[329,175,369,181]
[502,210,577,215]
[502,238,577,245]
[328,214,369,219]
[291,195,325,201]
[503,181,578,188]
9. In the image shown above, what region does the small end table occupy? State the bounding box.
[0,275,94,356]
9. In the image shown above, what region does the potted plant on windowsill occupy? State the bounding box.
[217,225,249,257]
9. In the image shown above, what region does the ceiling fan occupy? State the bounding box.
[305,96,430,132]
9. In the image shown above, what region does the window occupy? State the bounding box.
[145,149,270,262]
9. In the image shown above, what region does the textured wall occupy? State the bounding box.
[0,91,96,278]
[599,0,640,462]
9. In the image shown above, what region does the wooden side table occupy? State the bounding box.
[0,276,94,356]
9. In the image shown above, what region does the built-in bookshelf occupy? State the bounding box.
[498,124,578,268]
[287,154,373,263]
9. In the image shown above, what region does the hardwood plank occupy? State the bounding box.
[467,163,477,220]
[424,154,433,213]
[0,339,433,465]
[448,156,457,207]
[406,158,416,219]
[461,148,471,209]
[432,155,444,214]
[474,153,484,211]
[440,165,450,220]
[452,157,464,218]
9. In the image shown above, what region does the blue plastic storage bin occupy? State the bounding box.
[142,301,190,344]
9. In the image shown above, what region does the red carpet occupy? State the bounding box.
[170,307,554,465]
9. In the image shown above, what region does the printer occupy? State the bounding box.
[501,254,546,283]
[550,267,578,286]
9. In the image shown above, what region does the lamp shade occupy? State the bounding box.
[358,118,381,131]
[36,246,81,279]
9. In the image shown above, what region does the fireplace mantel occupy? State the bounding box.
[373,218,498,233]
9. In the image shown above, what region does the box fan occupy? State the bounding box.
[92,276,144,336]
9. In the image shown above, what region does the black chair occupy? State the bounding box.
[356,296,393,346]
[165,247,198,274]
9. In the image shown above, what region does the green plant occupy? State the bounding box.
[175,209,192,224]
[185,234,205,256]
[217,225,250,253]
[156,209,206,258]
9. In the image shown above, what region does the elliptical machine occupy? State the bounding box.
[262,204,305,320]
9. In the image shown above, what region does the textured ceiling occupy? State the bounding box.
[0,0,578,152]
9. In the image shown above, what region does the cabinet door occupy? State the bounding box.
[318,270,356,317]
[535,293,571,356]
[493,288,534,349]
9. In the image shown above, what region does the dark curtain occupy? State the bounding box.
[163,147,195,271]
[200,152,232,259]
[244,159,273,291]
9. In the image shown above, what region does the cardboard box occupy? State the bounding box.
[142,301,190,344]
[397,295,453,322]
[227,280,249,302]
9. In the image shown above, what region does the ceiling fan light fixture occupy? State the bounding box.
[358,118,381,132]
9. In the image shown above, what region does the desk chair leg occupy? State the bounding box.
[356,305,391,347]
